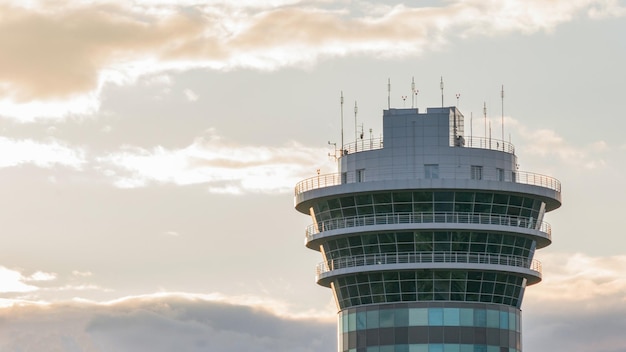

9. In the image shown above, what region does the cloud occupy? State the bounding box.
[183,88,199,102]
[524,253,626,352]
[0,137,86,169]
[0,293,335,352]
[0,267,39,293]
[507,117,610,169]
[1,0,624,120]
[97,132,334,193]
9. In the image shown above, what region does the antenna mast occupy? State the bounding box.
[483,102,487,141]
[387,78,391,109]
[440,76,444,107]
[501,85,505,151]
[340,91,344,155]
[411,77,416,108]
[470,112,473,147]
[354,101,358,150]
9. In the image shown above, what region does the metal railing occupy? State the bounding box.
[316,252,542,277]
[294,169,561,195]
[341,138,383,155]
[464,137,515,154]
[306,212,550,240]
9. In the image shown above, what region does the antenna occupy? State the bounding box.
[340,91,344,156]
[483,102,487,141]
[328,141,338,163]
[387,78,391,109]
[354,101,358,151]
[411,77,416,108]
[489,121,492,149]
[501,85,505,151]
[402,95,407,107]
[470,112,473,147]
[440,76,444,107]
[456,93,461,107]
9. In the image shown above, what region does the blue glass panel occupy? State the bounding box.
[500,311,509,330]
[486,310,499,328]
[459,345,473,352]
[474,309,486,327]
[396,345,410,352]
[409,345,428,352]
[444,344,461,352]
[429,344,444,352]
[429,308,444,325]
[443,308,460,326]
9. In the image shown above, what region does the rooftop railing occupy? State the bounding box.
[464,137,515,154]
[306,212,550,240]
[294,169,561,195]
[316,252,542,277]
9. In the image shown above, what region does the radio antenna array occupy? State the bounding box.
[340,91,344,155]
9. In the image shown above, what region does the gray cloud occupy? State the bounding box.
[0,294,335,352]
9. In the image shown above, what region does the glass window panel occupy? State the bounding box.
[444,308,460,326]
[409,308,428,326]
[366,309,379,329]
[435,192,454,202]
[327,198,341,209]
[356,194,373,205]
[393,192,413,202]
[340,196,356,207]
[509,196,523,206]
[342,312,348,332]
[508,312,516,331]
[455,192,474,202]
[367,347,380,352]
[429,344,444,352]
[409,345,428,352]
[444,345,461,352]
[358,205,374,215]
[413,192,433,202]
[486,310,499,328]
[395,308,409,327]
[493,193,509,205]
[500,311,509,329]
[395,203,413,213]
[475,193,493,203]
[459,345,473,352]
[357,311,367,330]
[414,203,433,212]
[459,309,473,326]
[343,207,357,217]
[396,345,410,352]
[474,309,486,327]
[349,312,357,331]
[349,236,362,246]
[429,308,444,325]
[373,193,392,204]
[375,204,393,214]
[380,309,394,327]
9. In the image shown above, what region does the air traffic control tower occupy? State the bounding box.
[294,105,561,352]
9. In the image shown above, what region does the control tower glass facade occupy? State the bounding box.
[295,107,561,352]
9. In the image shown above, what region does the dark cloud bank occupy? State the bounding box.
[0,294,335,352]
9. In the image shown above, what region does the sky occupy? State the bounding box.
[0,0,625,351]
